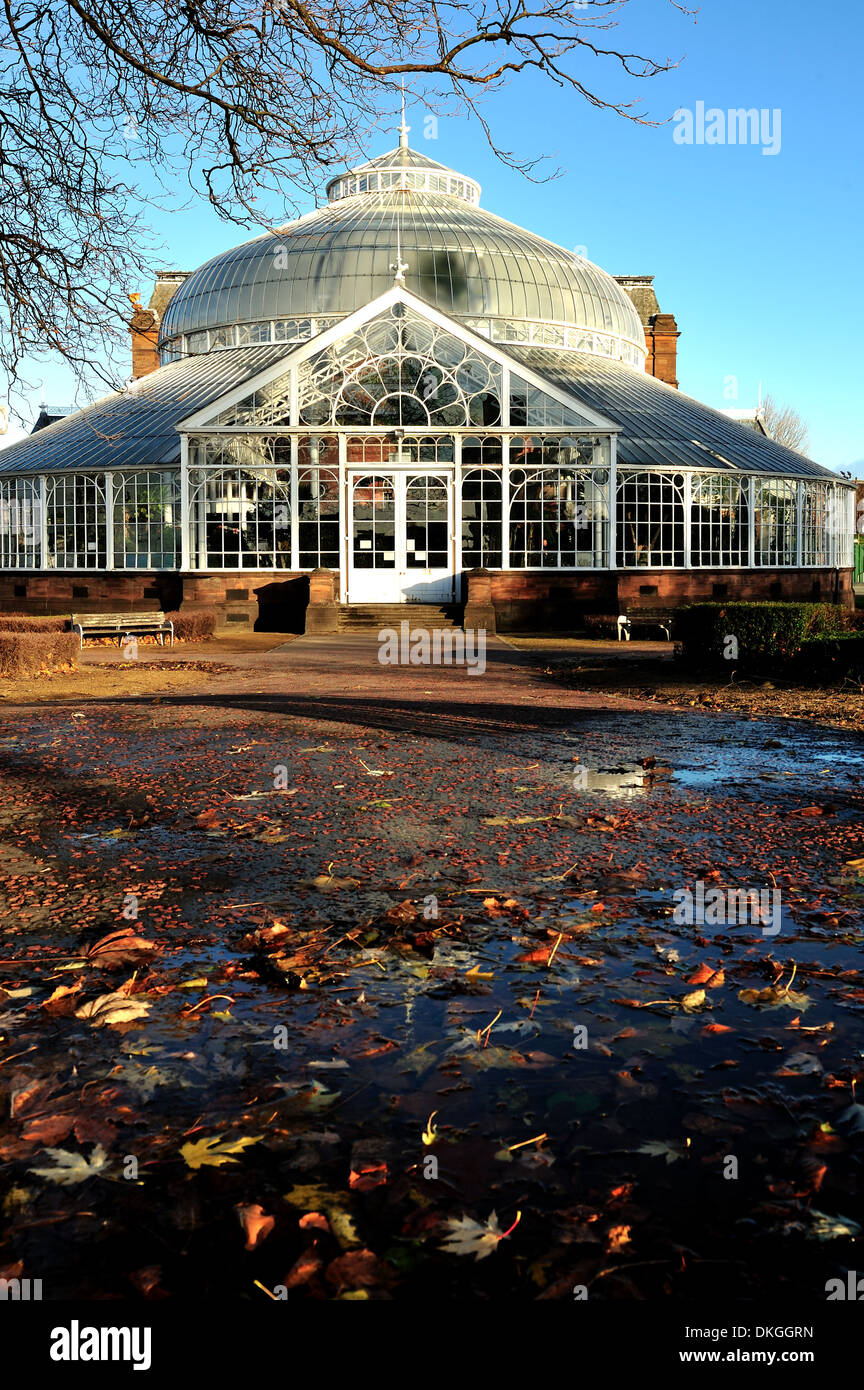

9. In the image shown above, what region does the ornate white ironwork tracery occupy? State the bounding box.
[298,305,504,428]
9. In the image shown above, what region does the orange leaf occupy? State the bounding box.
[235,1203,275,1251]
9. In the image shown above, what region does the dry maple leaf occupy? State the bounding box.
[75,991,151,1027]
[636,1140,686,1165]
[738,986,810,1011]
[439,1210,519,1261]
[28,1144,108,1185]
[180,1134,262,1170]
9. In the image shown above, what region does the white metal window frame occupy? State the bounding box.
[187,465,293,571]
[176,288,621,437]
[753,477,799,568]
[3,465,850,576]
[690,473,750,568]
[326,167,482,205]
[0,477,41,568]
[164,315,646,370]
[616,469,686,569]
[508,464,610,570]
[113,471,181,570]
[44,474,107,570]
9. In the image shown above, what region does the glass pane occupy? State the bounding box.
[406,475,449,569]
[352,475,395,569]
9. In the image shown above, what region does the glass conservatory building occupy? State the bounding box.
[0,134,854,631]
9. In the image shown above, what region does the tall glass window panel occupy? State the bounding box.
[298,435,340,569]
[405,476,449,569]
[0,478,41,568]
[616,471,685,568]
[690,474,749,567]
[461,468,502,567]
[114,472,180,569]
[46,475,106,569]
[189,467,291,568]
[801,482,831,567]
[754,479,797,567]
[509,436,610,569]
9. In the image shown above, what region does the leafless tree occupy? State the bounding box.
[0,0,692,400]
[760,394,810,454]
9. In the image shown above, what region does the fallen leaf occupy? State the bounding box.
[28,1144,108,1186]
[439,1211,516,1260]
[235,1203,275,1250]
[180,1134,262,1170]
[75,990,151,1028]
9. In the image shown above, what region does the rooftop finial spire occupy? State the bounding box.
[398,81,410,150]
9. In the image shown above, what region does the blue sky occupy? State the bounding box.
[7,0,862,471]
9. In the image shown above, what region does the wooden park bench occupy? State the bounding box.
[70,611,174,649]
[616,607,673,642]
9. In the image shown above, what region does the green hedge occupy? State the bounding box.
[676,602,848,670]
[0,631,79,678]
[794,633,864,681]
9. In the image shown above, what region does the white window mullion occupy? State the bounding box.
[39,475,48,570]
[104,473,114,570]
[289,366,298,428]
[454,434,462,583]
[338,435,347,602]
[608,435,617,570]
[502,433,511,569]
[682,471,692,569]
[290,434,299,571]
[180,437,191,570]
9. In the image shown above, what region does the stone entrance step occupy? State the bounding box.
[338,603,463,631]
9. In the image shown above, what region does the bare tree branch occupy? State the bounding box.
[761,394,810,455]
[0,0,693,402]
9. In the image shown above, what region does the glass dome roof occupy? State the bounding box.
[159,144,647,362]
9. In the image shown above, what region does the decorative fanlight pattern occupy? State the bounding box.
[298,305,504,428]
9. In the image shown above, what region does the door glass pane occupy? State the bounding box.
[406,475,448,569]
[352,475,395,569]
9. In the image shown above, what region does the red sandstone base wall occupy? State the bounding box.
[0,571,309,634]
[0,567,853,634]
[486,567,854,630]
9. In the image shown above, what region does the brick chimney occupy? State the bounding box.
[129,272,189,379]
[129,293,160,379]
[614,275,680,389]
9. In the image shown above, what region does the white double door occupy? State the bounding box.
[347,470,455,604]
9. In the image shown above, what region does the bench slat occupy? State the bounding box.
[71,612,166,626]
[70,612,174,647]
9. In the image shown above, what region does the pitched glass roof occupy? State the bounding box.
[508,346,836,479]
[0,346,284,476]
[0,319,836,481]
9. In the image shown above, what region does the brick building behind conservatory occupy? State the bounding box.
[0,130,854,633]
